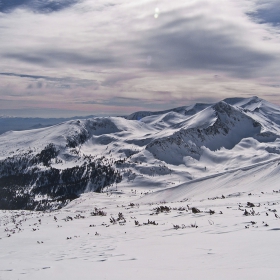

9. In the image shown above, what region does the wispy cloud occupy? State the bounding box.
[0,0,80,13]
[138,7,275,77]
[3,50,117,67]
[0,0,280,117]
[247,0,280,26]
[101,73,140,87]
[0,72,98,90]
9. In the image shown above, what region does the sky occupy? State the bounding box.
[0,0,280,117]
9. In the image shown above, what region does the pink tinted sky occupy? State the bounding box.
[0,0,280,117]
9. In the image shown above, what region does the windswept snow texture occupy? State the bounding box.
[1,96,280,209]
[1,162,280,279]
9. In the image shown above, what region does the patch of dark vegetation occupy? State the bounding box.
[91,208,107,216]
[247,202,255,208]
[110,212,126,225]
[208,194,225,200]
[190,222,198,228]
[243,208,260,216]
[0,144,122,211]
[35,143,59,166]
[154,205,171,214]
[173,224,187,230]
[66,130,88,148]
[191,207,201,214]
[0,183,74,211]
[143,219,158,225]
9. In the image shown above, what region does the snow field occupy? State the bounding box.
[1,183,280,279]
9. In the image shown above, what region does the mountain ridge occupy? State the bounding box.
[0,115,96,135]
[1,96,280,210]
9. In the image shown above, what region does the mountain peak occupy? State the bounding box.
[212,100,235,113]
[223,96,263,108]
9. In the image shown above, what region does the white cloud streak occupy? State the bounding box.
[0,0,280,117]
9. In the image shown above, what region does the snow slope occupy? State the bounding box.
[0,115,96,135]
[125,103,211,120]
[1,159,280,279]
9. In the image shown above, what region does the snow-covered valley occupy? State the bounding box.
[1,96,280,279]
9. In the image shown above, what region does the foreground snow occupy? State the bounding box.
[1,161,280,279]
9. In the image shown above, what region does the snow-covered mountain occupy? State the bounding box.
[0,115,96,135]
[1,96,280,210]
[125,103,211,120]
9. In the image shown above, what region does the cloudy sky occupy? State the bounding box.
[0,0,280,117]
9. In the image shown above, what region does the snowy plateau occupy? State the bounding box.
[1,96,280,279]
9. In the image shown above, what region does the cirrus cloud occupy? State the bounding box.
[0,0,280,117]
